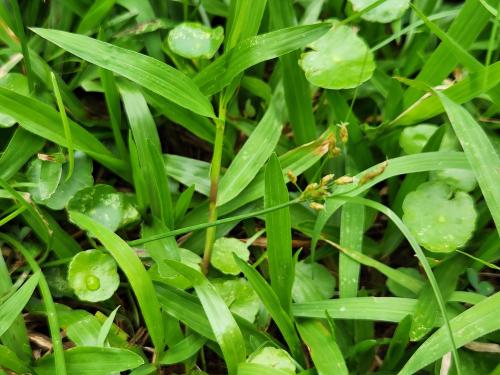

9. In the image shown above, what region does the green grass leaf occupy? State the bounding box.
[68,211,165,352]
[437,92,500,233]
[31,28,215,118]
[164,260,246,375]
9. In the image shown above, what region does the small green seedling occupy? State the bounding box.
[299,21,375,89]
[67,249,120,302]
[168,22,224,59]
[402,181,477,253]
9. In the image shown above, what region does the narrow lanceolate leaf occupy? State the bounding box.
[218,89,286,206]
[225,0,267,50]
[0,272,40,337]
[34,347,144,375]
[437,92,500,233]
[264,154,294,312]
[194,23,331,96]
[164,260,245,375]
[400,292,500,375]
[235,257,305,367]
[68,212,165,351]
[0,87,128,179]
[30,28,215,118]
[297,319,348,375]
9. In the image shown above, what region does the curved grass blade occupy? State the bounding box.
[264,153,293,311]
[159,333,207,365]
[399,292,500,375]
[30,28,215,118]
[194,23,331,96]
[437,92,500,233]
[68,211,165,353]
[235,256,306,366]
[225,0,267,50]
[296,319,348,375]
[34,347,144,375]
[0,271,40,337]
[164,260,246,375]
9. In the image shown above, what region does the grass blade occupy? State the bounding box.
[31,28,215,118]
[68,211,165,354]
[296,319,348,375]
[235,256,306,366]
[264,153,293,311]
[437,92,500,233]
[164,260,246,375]
[400,292,500,375]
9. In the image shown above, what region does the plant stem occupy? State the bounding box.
[130,199,301,247]
[202,101,227,274]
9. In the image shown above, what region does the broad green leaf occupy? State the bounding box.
[211,238,250,275]
[43,151,94,210]
[248,347,295,375]
[400,292,500,375]
[238,363,291,375]
[431,168,477,192]
[164,260,246,375]
[0,272,40,337]
[67,184,125,233]
[0,73,29,127]
[66,315,102,347]
[0,345,32,374]
[265,153,293,311]
[67,250,120,302]
[399,124,438,154]
[34,347,144,375]
[27,158,62,201]
[168,22,224,59]
[159,333,207,365]
[69,211,165,351]
[386,268,424,298]
[0,87,128,178]
[235,257,305,366]
[194,23,331,95]
[437,92,500,234]
[218,90,285,206]
[213,278,260,322]
[402,181,477,253]
[292,261,336,303]
[350,0,410,23]
[299,21,375,89]
[31,28,215,118]
[296,319,348,375]
[225,0,267,50]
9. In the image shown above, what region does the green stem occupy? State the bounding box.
[9,0,34,92]
[129,199,301,247]
[201,100,227,274]
[0,234,67,375]
[0,205,26,227]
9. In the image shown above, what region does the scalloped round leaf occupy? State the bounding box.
[211,237,249,275]
[68,249,120,302]
[430,168,477,192]
[67,184,124,232]
[402,181,477,253]
[349,0,410,23]
[119,193,141,228]
[168,22,224,59]
[44,151,93,210]
[27,158,63,202]
[213,278,260,322]
[299,22,375,89]
[292,261,336,303]
[248,347,296,374]
[386,267,424,298]
[399,124,438,155]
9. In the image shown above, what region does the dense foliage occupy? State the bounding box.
[0,0,499,374]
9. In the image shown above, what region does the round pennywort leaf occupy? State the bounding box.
[168,22,224,59]
[350,0,410,23]
[299,21,375,89]
[248,347,296,374]
[213,278,260,322]
[399,124,438,155]
[402,181,477,253]
[292,261,336,303]
[68,250,120,302]
[211,237,249,275]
